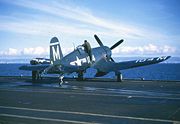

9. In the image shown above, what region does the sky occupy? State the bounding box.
[0,0,180,58]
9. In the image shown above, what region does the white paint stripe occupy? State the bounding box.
[168,107,180,119]
[1,88,180,100]
[0,114,97,124]
[0,106,179,123]
[50,42,59,46]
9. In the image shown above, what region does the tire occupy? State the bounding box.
[117,73,122,82]
[32,71,37,81]
[77,71,83,81]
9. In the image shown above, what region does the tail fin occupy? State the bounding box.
[50,37,63,65]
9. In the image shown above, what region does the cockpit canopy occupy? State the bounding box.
[76,45,85,54]
[76,45,84,50]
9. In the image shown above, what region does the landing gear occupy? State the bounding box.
[32,71,41,82]
[116,72,122,82]
[59,75,64,86]
[32,71,37,81]
[77,71,84,81]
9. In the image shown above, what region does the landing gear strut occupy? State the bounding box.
[77,71,84,81]
[32,71,37,81]
[32,71,41,82]
[116,72,122,82]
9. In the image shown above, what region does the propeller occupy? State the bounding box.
[110,39,124,50]
[110,58,115,62]
[94,34,124,62]
[94,34,104,46]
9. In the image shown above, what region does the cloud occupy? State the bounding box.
[22,47,48,55]
[0,44,176,57]
[0,48,19,56]
[9,48,18,55]
[112,44,176,55]
[0,0,169,40]
[0,46,73,57]
[0,47,48,56]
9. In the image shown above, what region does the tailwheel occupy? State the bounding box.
[116,72,122,82]
[59,75,64,86]
[77,71,84,81]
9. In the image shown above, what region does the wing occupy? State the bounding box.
[93,56,170,76]
[115,56,171,70]
[19,64,50,71]
[19,64,83,74]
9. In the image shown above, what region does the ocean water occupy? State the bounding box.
[0,63,180,81]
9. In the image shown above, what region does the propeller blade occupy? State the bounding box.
[94,34,104,46]
[110,39,124,50]
[110,57,115,62]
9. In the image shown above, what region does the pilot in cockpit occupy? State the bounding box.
[82,40,92,63]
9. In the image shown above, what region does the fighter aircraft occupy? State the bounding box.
[19,34,171,82]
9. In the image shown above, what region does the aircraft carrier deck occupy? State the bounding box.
[0,76,180,124]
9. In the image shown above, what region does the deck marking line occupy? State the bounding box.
[1,88,180,100]
[0,106,180,123]
[0,113,98,124]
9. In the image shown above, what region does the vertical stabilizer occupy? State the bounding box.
[50,37,63,65]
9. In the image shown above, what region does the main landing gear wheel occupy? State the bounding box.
[32,71,40,82]
[32,71,37,81]
[116,72,122,82]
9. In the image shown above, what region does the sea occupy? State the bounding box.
[0,57,180,81]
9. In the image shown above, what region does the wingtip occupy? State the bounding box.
[166,56,171,60]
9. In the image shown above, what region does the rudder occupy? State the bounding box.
[50,37,63,65]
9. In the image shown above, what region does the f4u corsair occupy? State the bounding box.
[19,35,170,82]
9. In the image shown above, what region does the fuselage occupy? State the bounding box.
[59,46,111,73]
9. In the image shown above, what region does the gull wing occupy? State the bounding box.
[93,56,170,73]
